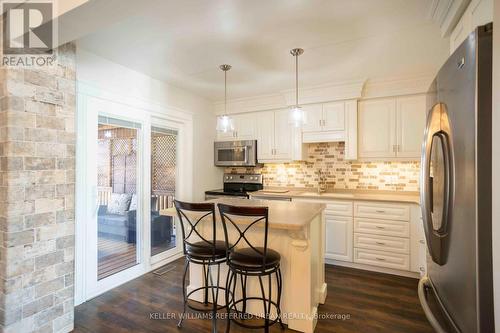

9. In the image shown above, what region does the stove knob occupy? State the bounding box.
[229,176,233,180]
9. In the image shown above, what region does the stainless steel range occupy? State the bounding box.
[205,173,263,200]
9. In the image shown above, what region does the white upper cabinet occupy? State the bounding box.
[256,109,295,163]
[301,104,323,133]
[358,98,397,158]
[216,113,256,141]
[358,95,426,160]
[256,111,275,161]
[449,0,493,54]
[396,96,427,158]
[273,109,293,159]
[301,100,357,157]
[322,102,345,131]
[232,113,256,140]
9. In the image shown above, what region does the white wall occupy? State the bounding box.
[493,0,500,329]
[76,48,222,200]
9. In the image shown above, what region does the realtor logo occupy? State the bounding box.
[2,1,54,55]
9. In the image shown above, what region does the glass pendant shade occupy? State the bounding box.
[216,114,234,133]
[289,106,306,128]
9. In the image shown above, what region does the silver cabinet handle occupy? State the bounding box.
[375,257,386,261]
[375,226,385,229]
[375,242,386,245]
[375,210,386,213]
[419,239,425,244]
[393,145,397,153]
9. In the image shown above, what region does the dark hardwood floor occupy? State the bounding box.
[74,258,433,333]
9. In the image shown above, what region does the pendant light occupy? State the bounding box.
[289,48,305,128]
[216,64,234,133]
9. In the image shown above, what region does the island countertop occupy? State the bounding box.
[159,197,325,231]
[250,188,420,204]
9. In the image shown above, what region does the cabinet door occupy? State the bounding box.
[301,104,323,133]
[325,215,353,262]
[233,113,256,140]
[256,111,275,161]
[358,98,397,158]
[322,102,345,131]
[396,95,426,158]
[273,109,292,160]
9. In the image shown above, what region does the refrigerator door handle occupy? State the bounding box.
[418,275,460,333]
[418,276,447,333]
[421,103,454,265]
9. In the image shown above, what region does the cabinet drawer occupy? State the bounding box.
[325,201,353,217]
[354,233,409,254]
[354,218,409,238]
[354,202,410,221]
[354,248,410,270]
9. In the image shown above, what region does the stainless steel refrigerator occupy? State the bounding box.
[418,23,494,333]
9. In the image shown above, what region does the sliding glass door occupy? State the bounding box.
[150,126,180,261]
[96,116,142,280]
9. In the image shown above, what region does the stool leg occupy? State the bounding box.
[225,269,234,333]
[203,262,209,305]
[276,268,285,329]
[258,275,270,333]
[240,274,247,314]
[208,264,220,333]
[177,259,189,327]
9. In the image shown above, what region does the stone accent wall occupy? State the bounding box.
[226,142,420,192]
[0,44,76,332]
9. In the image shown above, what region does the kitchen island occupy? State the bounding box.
[160,198,326,333]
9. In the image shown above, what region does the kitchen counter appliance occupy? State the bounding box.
[205,173,263,200]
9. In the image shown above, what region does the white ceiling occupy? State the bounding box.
[76,0,450,101]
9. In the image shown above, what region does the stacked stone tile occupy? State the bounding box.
[0,44,76,332]
[226,142,420,192]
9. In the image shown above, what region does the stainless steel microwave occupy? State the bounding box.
[214,140,257,167]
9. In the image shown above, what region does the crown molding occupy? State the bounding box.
[214,80,365,115]
[281,80,366,106]
[427,0,471,37]
[362,74,434,100]
[214,74,436,115]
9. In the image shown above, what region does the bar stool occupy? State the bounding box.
[217,203,285,333]
[174,200,230,333]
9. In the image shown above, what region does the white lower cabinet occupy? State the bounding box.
[322,199,422,276]
[325,214,353,262]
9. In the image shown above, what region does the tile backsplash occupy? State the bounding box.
[226,142,420,192]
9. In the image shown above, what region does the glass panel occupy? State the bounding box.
[430,134,446,232]
[151,127,177,256]
[217,147,246,162]
[97,122,139,280]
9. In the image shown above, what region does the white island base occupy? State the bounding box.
[162,198,327,333]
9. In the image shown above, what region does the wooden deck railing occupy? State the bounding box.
[97,187,174,211]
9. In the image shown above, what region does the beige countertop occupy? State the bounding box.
[250,188,421,204]
[160,197,325,231]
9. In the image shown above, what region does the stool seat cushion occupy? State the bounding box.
[229,247,280,270]
[186,240,228,259]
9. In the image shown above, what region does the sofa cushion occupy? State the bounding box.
[129,194,138,211]
[107,193,132,215]
[98,214,129,227]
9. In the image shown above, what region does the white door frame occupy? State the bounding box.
[75,82,193,305]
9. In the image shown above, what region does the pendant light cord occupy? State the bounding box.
[295,52,299,107]
[225,69,228,115]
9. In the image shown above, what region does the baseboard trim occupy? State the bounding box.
[326,259,420,279]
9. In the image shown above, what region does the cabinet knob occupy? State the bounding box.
[419,240,425,244]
